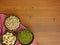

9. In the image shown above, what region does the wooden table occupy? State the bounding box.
[0,0,60,45]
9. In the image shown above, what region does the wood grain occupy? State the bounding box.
[0,0,60,45]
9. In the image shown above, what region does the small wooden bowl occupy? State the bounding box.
[4,14,21,32]
[1,31,17,45]
[17,29,34,45]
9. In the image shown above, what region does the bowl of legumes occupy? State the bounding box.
[4,15,21,32]
[2,31,17,45]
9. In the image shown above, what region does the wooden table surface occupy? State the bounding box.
[0,0,60,45]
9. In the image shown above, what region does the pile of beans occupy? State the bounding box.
[3,32,16,45]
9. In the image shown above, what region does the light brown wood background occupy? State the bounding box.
[0,0,60,45]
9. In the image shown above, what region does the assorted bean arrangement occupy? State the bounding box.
[1,15,34,45]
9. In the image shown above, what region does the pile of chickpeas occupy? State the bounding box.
[5,16,20,30]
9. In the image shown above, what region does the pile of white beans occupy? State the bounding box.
[3,32,16,45]
[5,16,20,30]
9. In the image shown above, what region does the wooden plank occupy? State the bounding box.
[0,0,60,45]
